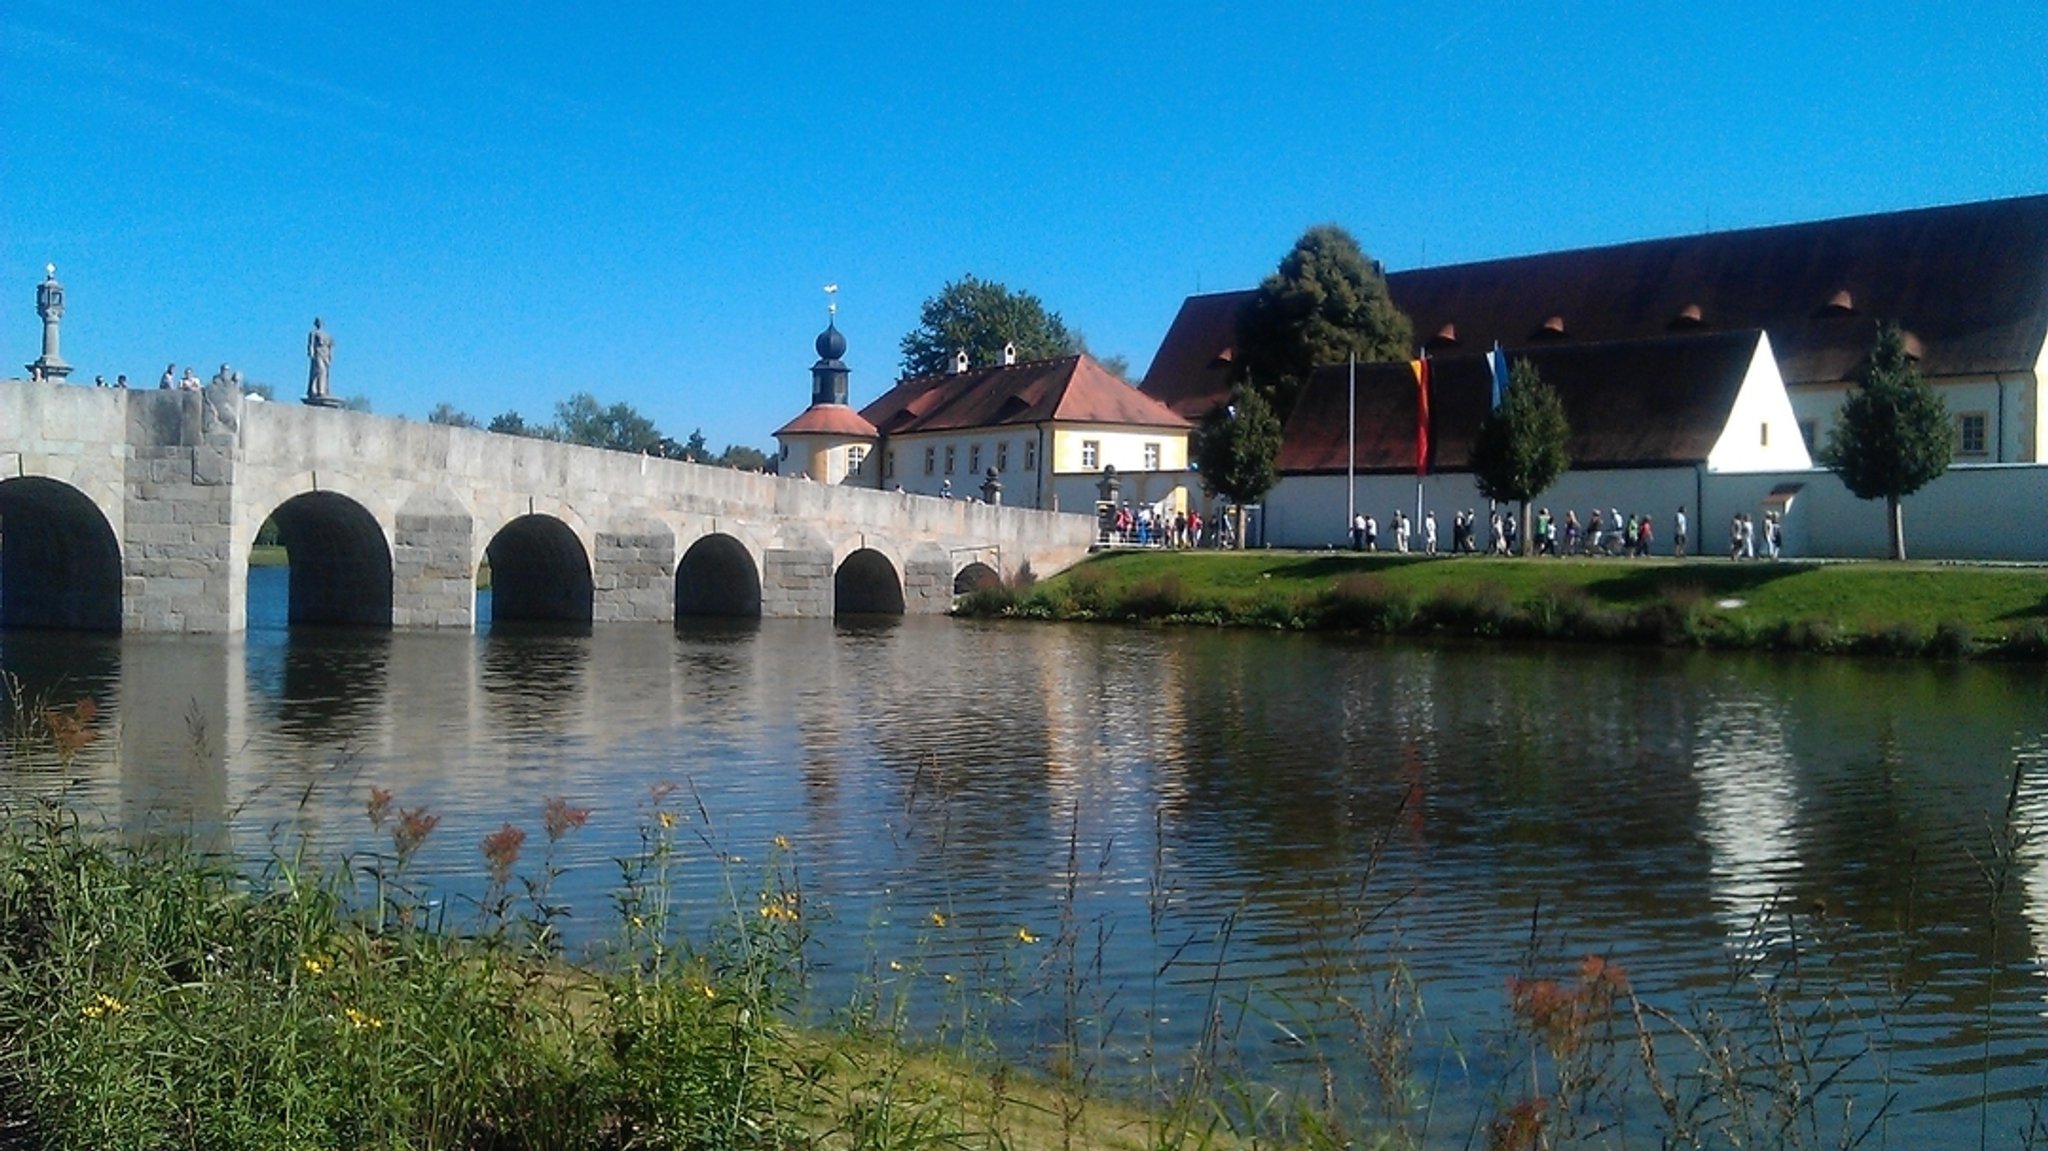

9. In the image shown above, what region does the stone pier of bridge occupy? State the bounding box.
[0,380,1094,633]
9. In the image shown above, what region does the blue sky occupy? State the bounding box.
[4,2,2044,452]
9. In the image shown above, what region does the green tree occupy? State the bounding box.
[554,393,667,454]
[341,394,373,413]
[428,402,479,428]
[1821,322,1952,560]
[899,274,1078,378]
[715,444,772,471]
[1192,383,1283,549]
[1234,224,1413,420]
[487,410,560,439]
[684,428,709,460]
[1468,359,1570,556]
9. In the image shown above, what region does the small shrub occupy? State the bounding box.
[1421,582,1517,636]
[1774,617,1841,653]
[1856,620,1927,656]
[1995,619,2048,660]
[956,585,1019,616]
[1316,576,1417,633]
[1064,566,1113,616]
[1241,588,1308,629]
[1121,574,1191,619]
[1928,618,1975,658]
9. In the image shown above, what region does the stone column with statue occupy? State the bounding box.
[26,264,72,383]
[304,317,341,407]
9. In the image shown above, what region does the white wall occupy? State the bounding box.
[1264,462,2048,560]
[1789,370,2044,466]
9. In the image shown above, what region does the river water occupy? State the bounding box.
[3,567,2047,1146]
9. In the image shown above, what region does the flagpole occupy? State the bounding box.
[1415,347,1425,530]
[1347,352,1356,530]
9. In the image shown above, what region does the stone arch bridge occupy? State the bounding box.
[1,381,1092,632]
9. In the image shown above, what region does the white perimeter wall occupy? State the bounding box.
[1265,464,2048,560]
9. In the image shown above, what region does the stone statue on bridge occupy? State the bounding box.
[304,317,340,407]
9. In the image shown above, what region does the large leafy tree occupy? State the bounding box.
[554,393,669,454]
[899,275,1078,378]
[1234,224,1413,420]
[1193,383,1283,549]
[1468,359,1570,556]
[428,402,479,428]
[1821,322,1951,560]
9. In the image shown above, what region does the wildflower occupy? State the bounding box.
[542,795,591,841]
[302,956,328,977]
[888,960,903,972]
[657,810,678,830]
[481,822,526,885]
[1016,927,1039,944]
[80,994,125,1019]
[630,915,645,929]
[392,805,439,859]
[772,834,791,850]
[366,787,394,830]
[343,1006,384,1030]
[929,911,947,928]
[702,985,717,1001]
[942,973,956,984]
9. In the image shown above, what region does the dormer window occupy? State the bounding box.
[1531,315,1568,340]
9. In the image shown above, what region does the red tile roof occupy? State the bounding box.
[1278,330,1767,474]
[773,403,878,438]
[861,354,1190,435]
[1144,194,2048,418]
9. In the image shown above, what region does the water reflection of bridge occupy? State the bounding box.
[0,380,1090,633]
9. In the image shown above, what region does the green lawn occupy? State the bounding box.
[964,550,2048,658]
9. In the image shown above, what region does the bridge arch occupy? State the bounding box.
[263,491,394,627]
[0,476,123,631]
[834,547,905,616]
[485,514,593,624]
[676,532,763,618]
[953,561,1001,596]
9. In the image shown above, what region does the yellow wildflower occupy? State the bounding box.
[1016,927,1040,944]
[630,915,645,929]
[302,956,327,976]
[702,984,717,1000]
[81,993,124,1020]
[942,973,957,985]
[929,911,947,928]
[343,1006,384,1030]
[888,960,904,972]
[657,810,678,830]
[772,834,791,850]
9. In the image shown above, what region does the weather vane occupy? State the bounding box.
[823,282,838,316]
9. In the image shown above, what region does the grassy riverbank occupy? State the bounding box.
[0,797,1267,1151]
[961,550,2048,659]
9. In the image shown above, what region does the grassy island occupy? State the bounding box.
[959,551,2048,660]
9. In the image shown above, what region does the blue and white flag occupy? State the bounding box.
[1486,340,1510,410]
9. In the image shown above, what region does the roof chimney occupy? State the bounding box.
[950,348,969,375]
[1001,341,1017,366]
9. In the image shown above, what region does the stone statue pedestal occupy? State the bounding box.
[301,395,344,409]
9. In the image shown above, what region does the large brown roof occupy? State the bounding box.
[861,354,1190,435]
[1278,330,1766,475]
[1145,194,2048,418]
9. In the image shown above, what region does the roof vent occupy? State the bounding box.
[950,349,969,375]
[1532,315,1568,340]
[1002,341,1017,366]
[1669,303,1705,328]
[1820,289,1857,316]
[1426,322,1460,350]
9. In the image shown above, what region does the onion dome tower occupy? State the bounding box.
[774,286,878,484]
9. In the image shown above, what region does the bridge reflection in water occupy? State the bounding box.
[4,591,2048,1145]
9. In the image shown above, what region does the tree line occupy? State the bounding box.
[427,395,773,471]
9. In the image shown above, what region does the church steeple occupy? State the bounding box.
[812,284,849,406]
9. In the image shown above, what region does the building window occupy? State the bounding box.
[885,449,895,479]
[1143,441,1161,470]
[1080,440,1100,470]
[945,445,956,474]
[1759,422,1769,447]
[969,444,982,474]
[1958,412,1988,456]
[924,446,935,475]
[779,443,789,460]
[847,445,867,476]
[997,441,1009,471]
[1799,420,1817,450]
[1024,440,1037,471]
